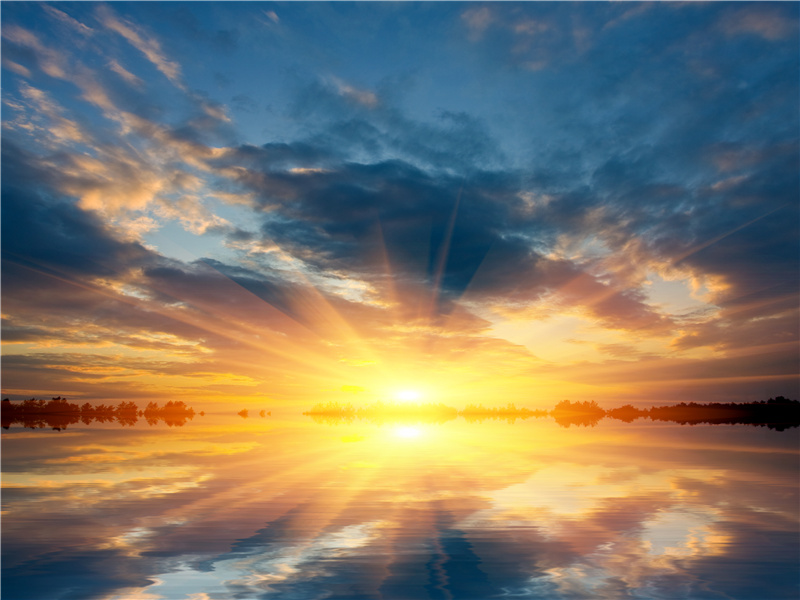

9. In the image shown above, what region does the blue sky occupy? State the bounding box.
[2,2,798,405]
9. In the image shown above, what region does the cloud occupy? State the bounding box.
[2,25,69,79]
[1,25,239,240]
[199,56,794,346]
[1,142,152,281]
[97,5,183,87]
[208,136,678,336]
[2,58,32,78]
[42,4,94,37]
[0,144,284,398]
[11,82,87,144]
[288,78,503,170]
[107,59,144,88]
[331,77,379,109]
[718,4,798,41]
[461,6,494,41]
[458,3,606,71]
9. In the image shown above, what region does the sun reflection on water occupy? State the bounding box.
[2,413,798,600]
[393,425,422,439]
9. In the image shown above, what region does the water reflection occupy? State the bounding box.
[2,412,798,599]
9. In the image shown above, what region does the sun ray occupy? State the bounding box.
[427,182,464,321]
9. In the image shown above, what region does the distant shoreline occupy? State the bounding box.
[3,396,798,431]
[303,398,800,430]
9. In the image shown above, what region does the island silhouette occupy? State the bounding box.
[1,397,197,430]
[551,398,800,430]
[303,397,800,430]
[3,396,798,431]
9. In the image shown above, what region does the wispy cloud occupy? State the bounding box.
[107,59,144,88]
[718,4,797,41]
[42,4,94,36]
[97,5,183,88]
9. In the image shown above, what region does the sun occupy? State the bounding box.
[394,426,422,439]
[395,389,421,402]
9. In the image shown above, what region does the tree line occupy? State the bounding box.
[4,395,797,431]
[1,397,197,430]
[552,397,800,430]
[303,397,799,429]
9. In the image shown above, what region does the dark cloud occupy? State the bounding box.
[1,549,155,600]
[215,140,334,173]
[154,4,240,53]
[210,142,677,333]
[288,77,504,171]
[1,142,151,284]
[230,157,532,300]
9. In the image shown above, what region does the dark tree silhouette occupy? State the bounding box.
[606,404,647,423]
[644,398,800,430]
[2,398,196,430]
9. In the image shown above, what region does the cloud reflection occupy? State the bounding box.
[2,416,797,599]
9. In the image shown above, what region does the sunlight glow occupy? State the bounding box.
[394,426,422,439]
[395,390,421,402]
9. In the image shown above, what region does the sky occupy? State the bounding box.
[1,1,798,407]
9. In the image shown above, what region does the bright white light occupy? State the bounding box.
[394,426,421,439]
[395,390,420,401]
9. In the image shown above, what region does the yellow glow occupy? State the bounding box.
[394,426,422,439]
[395,389,421,402]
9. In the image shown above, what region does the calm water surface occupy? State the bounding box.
[2,411,798,600]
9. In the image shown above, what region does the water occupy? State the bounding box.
[2,411,798,600]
